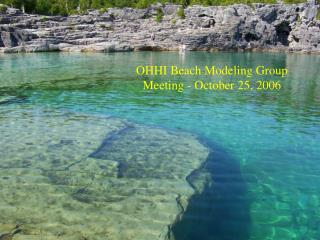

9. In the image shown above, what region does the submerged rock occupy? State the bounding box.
[0,95,26,105]
[0,225,22,240]
[0,109,209,240]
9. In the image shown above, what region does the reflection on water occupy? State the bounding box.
[0,52,319,240]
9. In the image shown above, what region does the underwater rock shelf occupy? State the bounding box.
[0,109,209,240]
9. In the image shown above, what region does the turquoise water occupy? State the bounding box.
[0,52,319,239]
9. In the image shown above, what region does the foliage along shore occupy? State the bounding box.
[0,2,319,54]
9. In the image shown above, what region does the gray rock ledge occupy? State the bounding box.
[0,3,319,54]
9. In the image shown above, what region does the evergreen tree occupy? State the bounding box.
[35,0,51,14]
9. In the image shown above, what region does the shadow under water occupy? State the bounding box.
[172,139,251,240]
[0,95,28,105]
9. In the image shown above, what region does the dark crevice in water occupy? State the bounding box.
[172,139,251,240]
[0,95,28,105]
[89,124,135,159]
[89,124,135,177]
[62,124,134,173]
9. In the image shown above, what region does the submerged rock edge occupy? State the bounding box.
[0,109,210,240]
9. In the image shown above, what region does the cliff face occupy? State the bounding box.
[0,2,319,53]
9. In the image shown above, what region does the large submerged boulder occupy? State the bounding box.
[0,109,209,240]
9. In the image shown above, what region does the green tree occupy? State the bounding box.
[155,7,163,22]
[79,0,90,13]
[35,0,51,14]
[90,0,103,9]
[177,6,185,19]
[0,0,36,13]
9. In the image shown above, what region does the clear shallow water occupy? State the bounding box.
[0,52,320,240]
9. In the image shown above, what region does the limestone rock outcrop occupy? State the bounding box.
[0,3,319,53]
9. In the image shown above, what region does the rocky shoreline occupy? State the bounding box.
[0,2,319,54]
